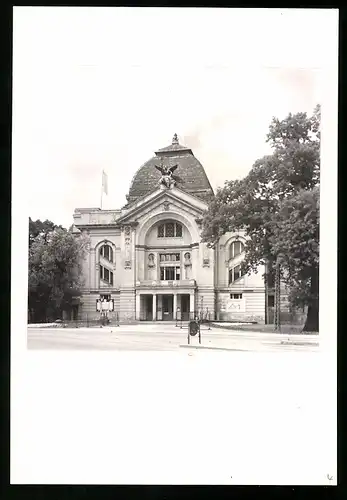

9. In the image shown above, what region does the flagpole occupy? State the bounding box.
[100,181,103,210]
[100,169,104,210]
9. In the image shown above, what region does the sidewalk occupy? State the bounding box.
[179,335,319,352]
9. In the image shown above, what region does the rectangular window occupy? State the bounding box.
[160,266,181,280]
[165,267,175,280]
[160,253,181,262]
[230,293,242,300]
[100,294,111,301]
[268,295,275,307]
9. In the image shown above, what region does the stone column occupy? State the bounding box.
[152,293,157,321]
[190,292,195,317]
[173,293,177,319]
[136,292,141,320]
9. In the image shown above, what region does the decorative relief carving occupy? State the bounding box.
[124,225,131,236]
[148,253,155,268]
[184,252,192,267]
[184,252,192,279]
[163,201,170,211]
[195,218,203,229]
[124,233,132,269]
[203,244,210,267]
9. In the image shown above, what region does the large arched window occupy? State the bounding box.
[100,244,113,262]
[229,240,244,259]
[157,222,183,238]
[100,265,114,286]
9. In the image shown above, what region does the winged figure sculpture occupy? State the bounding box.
[155,162,180,188]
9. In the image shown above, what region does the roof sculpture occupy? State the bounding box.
[126,134,214,205]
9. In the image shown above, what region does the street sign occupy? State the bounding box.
[189,320,199,336]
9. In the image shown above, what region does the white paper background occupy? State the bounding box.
[11,7,338,485]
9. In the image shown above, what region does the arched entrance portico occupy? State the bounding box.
[135,211,199,321]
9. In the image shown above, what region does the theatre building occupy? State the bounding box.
[72,134,267,323]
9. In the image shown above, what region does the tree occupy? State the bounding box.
[29,218,65,248]
[28,226,89,322]
[201,105,320,332]
[270,187,319,331]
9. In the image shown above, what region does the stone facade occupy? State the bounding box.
[72,135,269,323]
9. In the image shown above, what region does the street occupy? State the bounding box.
[27,323,319,352]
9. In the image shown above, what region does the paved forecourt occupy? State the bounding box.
[27,322,319,352]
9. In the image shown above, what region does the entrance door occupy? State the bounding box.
[145,295,153,321]
[71,305,79,321]
[181,294,190,321]
[162,295,173,321]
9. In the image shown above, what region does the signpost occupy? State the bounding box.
[188,319,201,345]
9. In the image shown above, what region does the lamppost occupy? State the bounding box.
[274,253,285,332]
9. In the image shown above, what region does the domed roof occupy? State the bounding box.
[127,134,214,205]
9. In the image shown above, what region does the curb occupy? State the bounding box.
[179,344,253,352]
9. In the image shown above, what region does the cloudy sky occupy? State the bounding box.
[13,7,337,228]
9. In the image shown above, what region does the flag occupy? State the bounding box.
[102,170,108,195]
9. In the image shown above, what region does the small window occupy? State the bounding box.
[230,240,244,259]
[268,295,275,307]
[230,293,242,300]
[176,224,182,237]
[100,294,111,301]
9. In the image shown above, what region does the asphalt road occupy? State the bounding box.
[27,324,319,352]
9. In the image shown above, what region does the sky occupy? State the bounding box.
[13,7,337,228]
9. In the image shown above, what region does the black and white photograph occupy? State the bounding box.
[11,7,337,486]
